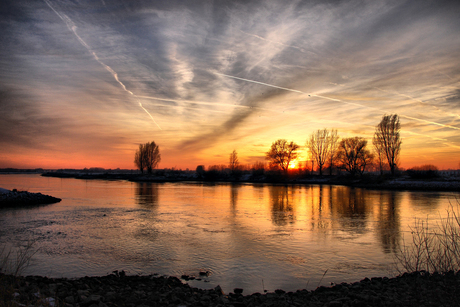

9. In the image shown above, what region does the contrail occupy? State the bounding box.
[375,86,460,120]
[216,72,460,131]
[404,131,460,149]
[137,95,254,109]
[400,115,460,130]
[43,0,161,130]
[215,72,366,107]
[239,30,315,55]
[215,72,304,94]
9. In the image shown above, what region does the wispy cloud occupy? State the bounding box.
[0,0,459,168]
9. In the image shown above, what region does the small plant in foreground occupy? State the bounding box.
[394,199,460,273]
[0,241,38,277]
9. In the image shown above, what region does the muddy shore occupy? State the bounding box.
[41,172,460,193]
[2,271,460,307]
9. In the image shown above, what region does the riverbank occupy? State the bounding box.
[0,189,61,208]
[2,271,460,307]
[41,171,460,192]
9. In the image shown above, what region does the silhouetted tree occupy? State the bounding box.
[229,150,239,172]
[306,129,329,176]
[196,165,205,179]
[406,164,439,179]
[134,147,146,174]
[306,129,338,176]
[134,141,161,174]
[251,161,266,178]
[266,139,299,174]
[373,139,385,176]
[373,114,401,176]
[328,129,339,175]
[336,137,374,176]
[206,164,226,180]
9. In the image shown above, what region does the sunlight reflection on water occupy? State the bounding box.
[0,174,458,294]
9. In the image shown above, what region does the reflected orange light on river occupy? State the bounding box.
[0,174,458,294]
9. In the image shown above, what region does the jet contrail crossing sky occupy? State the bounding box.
[216,72,460,131]
[43,0,162,130]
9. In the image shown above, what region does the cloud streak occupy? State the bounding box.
[1,0,459,169]
[43,0,162,130]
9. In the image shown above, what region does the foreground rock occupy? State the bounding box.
[2,271,460,306]
[0,189,61,207]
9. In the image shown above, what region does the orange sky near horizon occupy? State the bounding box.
[1,0,459,171]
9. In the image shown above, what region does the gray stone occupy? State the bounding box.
[327,300,342,307]
[214,285,224,295]
[64,295,75,304]
[233,288,244,294]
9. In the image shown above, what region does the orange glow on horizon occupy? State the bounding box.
[288,160,298,169]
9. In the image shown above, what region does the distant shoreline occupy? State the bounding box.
[38,172,460,192]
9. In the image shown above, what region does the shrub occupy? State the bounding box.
[1,241,37,277]
[406,164,439,179]
[394,199,460,273]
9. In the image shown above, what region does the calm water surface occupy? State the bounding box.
[0,174,458,294]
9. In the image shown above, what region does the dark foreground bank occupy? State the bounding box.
[2,271,460,307]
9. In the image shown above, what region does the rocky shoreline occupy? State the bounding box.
[0,189,61,207]
[2,271,460,307]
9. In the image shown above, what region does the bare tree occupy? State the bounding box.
[373,114,401,176]
[306,129,339,176]
[266,139,300,174]
[134,144,146,174]
[134,141,161,174]
[373,135,385,176]
[328,129,339,175]
[336,137,374,176]
[229,150,239,172]
[306,129,330,176]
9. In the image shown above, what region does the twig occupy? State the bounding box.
[317,269,328,288]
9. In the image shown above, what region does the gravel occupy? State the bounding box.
[2,271,460,307]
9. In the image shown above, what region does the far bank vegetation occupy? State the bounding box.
[133,114,459,181]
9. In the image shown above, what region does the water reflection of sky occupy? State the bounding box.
[0,175,458,294]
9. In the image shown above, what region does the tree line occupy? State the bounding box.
[133,114,402,178]
[264,114,401,177]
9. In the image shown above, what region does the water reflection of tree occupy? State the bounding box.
[135,182,159,208]
[375,191,401,254]
[334,188,368,233]
[134,182,160,243]
[230,184,238,216]
[308,185,333,231]
[408,192,441,209]
[333,187,401,253]
[270,186,296,226]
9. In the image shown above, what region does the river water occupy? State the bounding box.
[0,174,458,294]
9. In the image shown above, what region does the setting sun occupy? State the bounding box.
[288,160,298,169]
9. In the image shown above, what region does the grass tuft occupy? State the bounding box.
[0,241,38,277]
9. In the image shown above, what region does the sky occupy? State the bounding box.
[1,0,459,170]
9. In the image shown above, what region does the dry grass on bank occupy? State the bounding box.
[1,241,37,277]
[1,242,39,307]
[395,199,460,273]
